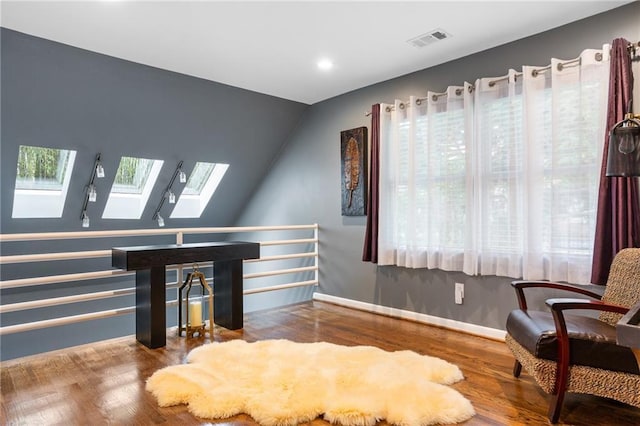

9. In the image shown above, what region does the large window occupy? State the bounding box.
[102,156,164,219]
[170,162,229,218]
[12,145,77,218]
[379,48,609,284]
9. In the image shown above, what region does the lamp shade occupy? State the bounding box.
[606,117,640,177]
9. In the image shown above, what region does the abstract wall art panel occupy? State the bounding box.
[340,126,367,216]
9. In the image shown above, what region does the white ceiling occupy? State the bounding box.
[1,1,632,104]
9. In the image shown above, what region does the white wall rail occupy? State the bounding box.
[0,224,319,336]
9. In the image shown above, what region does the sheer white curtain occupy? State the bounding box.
[524,48,609,283]
[379,89,472,270]
[469,69,524,277]
[379,46,610,284]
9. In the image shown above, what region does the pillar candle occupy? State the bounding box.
[189,299,203,327]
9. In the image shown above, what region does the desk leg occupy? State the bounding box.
[214,259,243,329]
[633,349,640,368]
[136,267,166,348]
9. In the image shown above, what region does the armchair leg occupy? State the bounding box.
[513,360,522,377]
[548,308,572,424]
[548,390,566,424]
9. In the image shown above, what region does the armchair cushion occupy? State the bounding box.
[506,309,639,375]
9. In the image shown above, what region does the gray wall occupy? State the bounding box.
[1,28,308,234]
[0,28,308,359]
[236,3,640,330]
[1,3,639,360]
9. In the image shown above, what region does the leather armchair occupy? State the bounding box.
[505,248,640,423]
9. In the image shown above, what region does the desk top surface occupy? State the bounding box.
[112,241,253,252]
[112,241,260,270]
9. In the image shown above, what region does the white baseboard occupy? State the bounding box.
[312,292,506,342]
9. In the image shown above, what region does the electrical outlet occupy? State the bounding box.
[455,282,464,304]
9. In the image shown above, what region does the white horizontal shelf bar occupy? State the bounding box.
[1,280,182,314]
[0,298,179,336]
[1,228,178,242]
[0,281,179,314]
[243,280,319,295]
[183,224,318,234]
[243,265,318,279]
[0,270,133,290]
[0,250,111,265]
[260,238,317,246]
[0,307,137,335]
[0,224,318,242]
[244,252,317,263]
[0,287,136,313]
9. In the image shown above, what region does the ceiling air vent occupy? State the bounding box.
[407,28,451,48]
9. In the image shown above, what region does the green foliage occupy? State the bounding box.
[112,156,154,193]
[16,146,63,182]
[114,156,142,185]
[183,162,215,195]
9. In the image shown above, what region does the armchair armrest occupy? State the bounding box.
[545,298,629,316]
[545,298,629,343]
[544,298,630,399]
[617,301,640,349]
[511,280,603,310]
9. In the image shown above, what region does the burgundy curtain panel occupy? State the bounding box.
[591,38,640,285]
[362,104,380,263]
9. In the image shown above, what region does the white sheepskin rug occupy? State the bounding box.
[146,339,475,426]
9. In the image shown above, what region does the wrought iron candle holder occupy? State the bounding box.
[178,264,214,338]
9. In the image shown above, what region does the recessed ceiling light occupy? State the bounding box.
[317,59,333,71]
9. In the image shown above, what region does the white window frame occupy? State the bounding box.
[102,157,164,220]
[170,163,229,219]
[12,147,77,219]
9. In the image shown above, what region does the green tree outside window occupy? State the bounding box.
[16,145,71,190]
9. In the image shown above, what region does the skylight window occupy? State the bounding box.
[170,162,229,218]
[102,156,164,219]
[12,145,77,218]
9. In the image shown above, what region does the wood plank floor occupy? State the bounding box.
[2,300,639,426]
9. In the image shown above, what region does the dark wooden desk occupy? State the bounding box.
[112,241,260,348]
